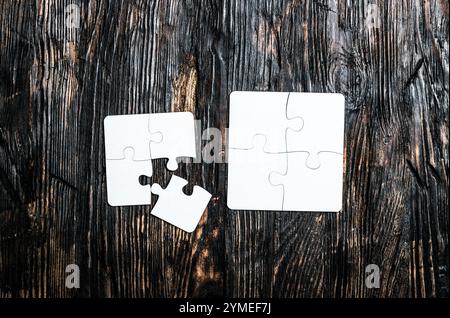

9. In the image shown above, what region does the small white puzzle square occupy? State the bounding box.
[269,152,344,212]
[148,112,197,171]
[227,136,286,211]
[227,91,345,212]
[151,175,212,233]
[105,148,153,206]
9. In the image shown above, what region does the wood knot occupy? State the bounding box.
[327,51,369,111]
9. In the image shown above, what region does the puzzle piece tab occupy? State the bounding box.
[269,152,343,212]
[105,148,152,206]
[151,175,212,233]
[148,112,196,171]
[228,91,303,152]
[227,135,286,211]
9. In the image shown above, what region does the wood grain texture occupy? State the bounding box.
[0,0,448,298]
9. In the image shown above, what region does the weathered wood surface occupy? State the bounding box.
[0,0,448,298]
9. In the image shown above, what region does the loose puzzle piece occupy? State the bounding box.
[105,148,152,206]
[269,152,343,212]
[151,175,212,233]
[286,93,345,168]
[104,114,163,160]
[228,91,303,152]
[227,135,286,211]
[148,112,196,171]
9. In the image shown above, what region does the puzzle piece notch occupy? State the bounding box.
[148,112,197,171]
[269,152,343,212]
[286,93,345,158]
[304,151,322,170]
[104,114,163,161]
[105,147,152,206]
[227,135,286,211]
[151,175,212,233]
[228,91,304,152]
[283,150,344,171]
[285,145,343,171]
[285,92,305,132]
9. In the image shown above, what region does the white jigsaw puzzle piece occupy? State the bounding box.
[151,175,212,233]
[227,135,286,211]
[269,152,343,212]
[105,148,152,206]
[228,91,303,152]
[286,93,345,167]
[104,114,162,160]
[148,112,196,171]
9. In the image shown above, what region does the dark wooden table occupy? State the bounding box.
[0,0,448,298]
